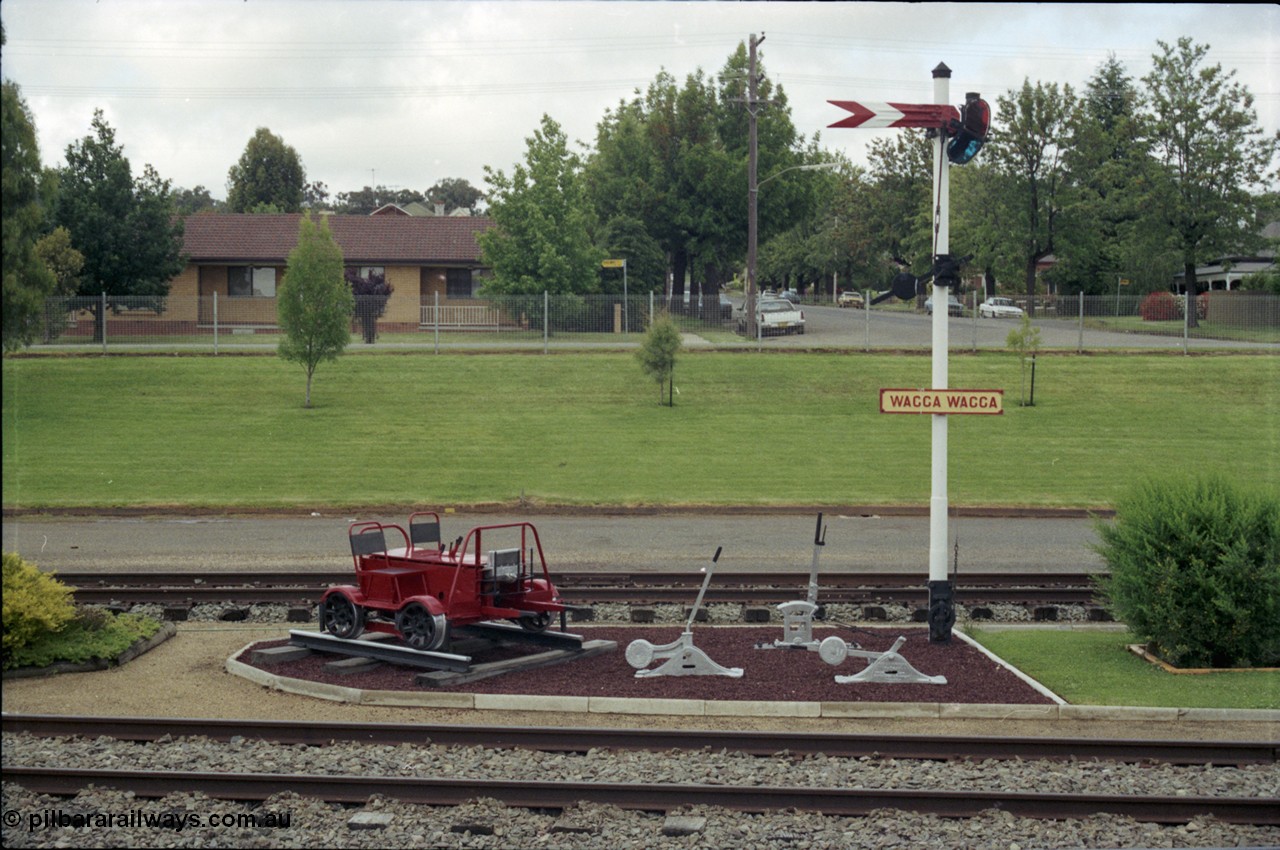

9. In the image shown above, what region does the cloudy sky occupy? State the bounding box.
[2,1,1276,202]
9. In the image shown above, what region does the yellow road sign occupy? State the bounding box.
[601,259,625,268]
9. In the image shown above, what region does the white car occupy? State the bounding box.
[979,297,1024,319]
[742,298,805,336]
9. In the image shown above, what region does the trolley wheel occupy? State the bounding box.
[396,602,448,651]
[319,594,364,639]
[518,612,552,633]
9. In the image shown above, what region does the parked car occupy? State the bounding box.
[837,290,865,308]
[979,297,1024,319]
[925,294,964,317]
[739,297,805,336]
[779,289,801,304]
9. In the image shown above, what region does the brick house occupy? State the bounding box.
[168,213,494,332]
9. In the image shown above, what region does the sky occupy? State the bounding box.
[1,1,1276,203]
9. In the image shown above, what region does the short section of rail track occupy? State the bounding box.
[5,714,1274,766]
[55,569,1106,607]
[6,766,1273,825]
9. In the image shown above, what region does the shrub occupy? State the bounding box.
[5,609,162,671]
[1139,291,1179,321]
[1093,476,1280,668]
[2,552,76,658]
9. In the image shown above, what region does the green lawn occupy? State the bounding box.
[969,628,1279,709]
[3,351,1277,510]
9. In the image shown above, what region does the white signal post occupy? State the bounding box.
[929,63,952,637]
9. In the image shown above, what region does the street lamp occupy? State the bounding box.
[746,162,838,337]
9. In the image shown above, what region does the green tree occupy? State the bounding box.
[171,185,221,216]
[1141,38,1279,328]
[986,80,1077,316]
[32,227,83,343]
[1,77,57,352]
[479,115,602,296]
[277,213,352,408]
[863,131,935,300]
[53,110,185,340]
[635,313,682,406]
[226,127,306,213]
[428,177,485,215]
[1006,312,1042,407]
[1057,56,1155,296]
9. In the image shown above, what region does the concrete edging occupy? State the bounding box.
[223,641,1279,723]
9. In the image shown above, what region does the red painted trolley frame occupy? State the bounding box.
[318,512,565,650]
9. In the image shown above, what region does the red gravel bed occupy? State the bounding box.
[239,626,1055,705]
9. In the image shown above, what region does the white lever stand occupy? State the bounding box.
[818,634,947,685]
[758,514,841,653]
[626,545,743,679]
[626,630,744,678]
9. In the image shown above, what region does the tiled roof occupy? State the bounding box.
[181,213,493,265]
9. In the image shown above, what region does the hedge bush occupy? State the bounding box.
[1139,291,1179,321]
[2,552,76,658]
[1093,476,1280,668]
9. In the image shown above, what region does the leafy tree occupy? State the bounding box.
[863,131,935,300]
[428,178,485,215]
[1057,56,1154,296]
[53,110,185,339]
[600,214,665,299]
[346,267,392,344]
[985,80,1077,316]
[479,114,602,297]
[303,180,331,210]
[171,185,221,216]
[226,127,306,213]
[33,227,83,342]
[277,213,352,408]
[1141,38,1279,328]
[635,313,682,406]
[1,77,57,352]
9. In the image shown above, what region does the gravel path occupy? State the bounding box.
[3,623,1278,849]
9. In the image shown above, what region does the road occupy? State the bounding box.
[1,511,1106,575]
[724,301,1275,351]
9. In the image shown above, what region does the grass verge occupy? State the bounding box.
[4,350,1278,510]
[967,628,1279,710]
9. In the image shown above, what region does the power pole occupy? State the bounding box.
[745,32,763,338]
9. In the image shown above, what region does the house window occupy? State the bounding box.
[228,266,276,298]
[446,268,474,299]
[352,266,385,280]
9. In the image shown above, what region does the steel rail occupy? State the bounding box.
[56,569,1103,607]
[5,714,1274,766]
[4,766,1273,825]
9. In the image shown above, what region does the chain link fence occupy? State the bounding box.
[18,290,1279,353]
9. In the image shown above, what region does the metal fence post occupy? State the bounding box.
[1183,292,1191,355]
[433,290,439,355]
[213,292,219,355]
[1078,292,1084,354]
[101,292,107,354]
[864,289,871,352]
[543,291,549,354]
[649,291,654,327]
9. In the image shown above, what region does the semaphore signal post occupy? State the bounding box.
[829,64,991,643]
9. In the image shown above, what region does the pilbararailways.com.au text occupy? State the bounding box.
[7,808,293,833]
